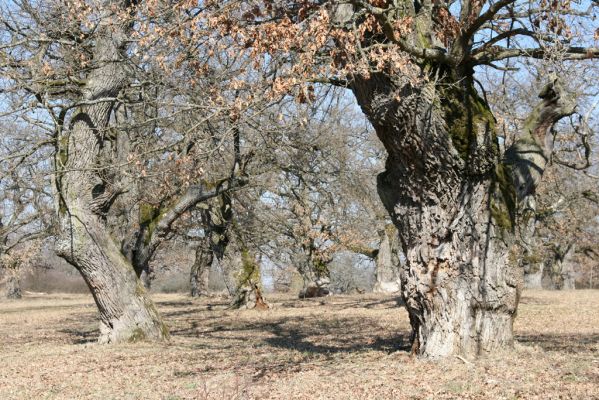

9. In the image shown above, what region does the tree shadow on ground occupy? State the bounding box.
[518,295,553,306]
[516,333,599,353]
[170,311,409,355]
[59,327,99,344]
[262,318,409,355]
[278,295,403,309]
[58,295,411,363]
[167,312,411,379]
[162,295,410,358]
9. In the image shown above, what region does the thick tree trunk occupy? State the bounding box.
[524,243,576,290]
[55,4,168,343]
[542,244,576,290]
[190,239,213,297]
[230,248,269,309]
[5,273,21,299]
[350,70,574,357]
[297,258,331,298]
[523,261,544,289]
[373,224,402,294]
[190,195,232,297]
[231,281,269,310]
[558,247,576,290]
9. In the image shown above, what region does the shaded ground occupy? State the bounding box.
[0,290,598,399]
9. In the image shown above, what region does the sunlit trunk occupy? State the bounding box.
[55,3,168,343]
[351,69,574,357]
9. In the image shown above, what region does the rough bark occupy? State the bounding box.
[231,281,269,310]
[350,69,574,357]
[295,240,333,298]
[229,247,268,309]
[104,103,152,286]
[54,2,168,343]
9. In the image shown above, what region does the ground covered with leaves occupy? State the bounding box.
[0,290,598,399]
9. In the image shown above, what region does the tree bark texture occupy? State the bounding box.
[55,2,168,343]
[351,70,574,357]
[229,247,268,309]
[295,241,332,298]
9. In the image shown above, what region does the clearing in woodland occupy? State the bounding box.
[1,290,598,399]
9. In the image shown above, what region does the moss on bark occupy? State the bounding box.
[490,163,517,232]
[439,84,496,162]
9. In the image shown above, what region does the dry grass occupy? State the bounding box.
[0,290,598,399]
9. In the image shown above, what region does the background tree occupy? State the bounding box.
[0,122,53,299]
[481,57,599,290]
[0,0,252,342]
[1,0,597,357]
[196,0,599,357]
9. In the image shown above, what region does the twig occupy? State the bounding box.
[456,355,474,365]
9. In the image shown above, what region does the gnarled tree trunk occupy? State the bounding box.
[55,3,168,343]
[297,256,331,298]
[351,70,574,357]
[190,194,232,297]
[190,239,213,297]
[543,243,576,290]
[230,248,269,309]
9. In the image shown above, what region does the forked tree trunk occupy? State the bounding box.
[55,3,168,343]
[351,70,574,357]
